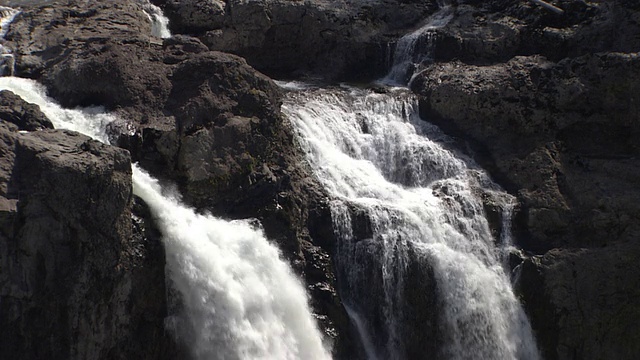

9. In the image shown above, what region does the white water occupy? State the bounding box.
[0,6,19,38]
[384,2,454,85]
[141,1,171,38]
[0,6,19,76]
[282,87,540,359]
[0,77,331,360]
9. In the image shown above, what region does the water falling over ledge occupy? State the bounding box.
[282,85,541,360]
[0,76,332,360]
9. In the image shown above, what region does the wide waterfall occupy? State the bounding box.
[0,77,331,360]
[282,85,540,359]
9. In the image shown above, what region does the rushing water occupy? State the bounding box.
[1,1,541,359]
[282,85,540,359]
[281,2,540,358]
[383,2,454,85]
[0,76,331,360]
[142,0,171,39]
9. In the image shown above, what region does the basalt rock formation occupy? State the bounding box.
[152,0,439,80]
[410,1,640,359]
[2,0,640,359]
[3,0,354,357]
[0,112,174,359]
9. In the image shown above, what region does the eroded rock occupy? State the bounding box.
[0,90,53,130]
[0,121,173,360]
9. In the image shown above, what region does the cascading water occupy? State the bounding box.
[283,85,540,360]
[141,0,171,39]
[0,77,331,360]
[0,6,19,76]
[384,1,454,85]
[280,2,540,358]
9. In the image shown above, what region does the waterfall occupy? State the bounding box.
[383,2,454,85]
[0,76,331,360]
[0,6,18,76]
[0,6,19,38]
[141,1,171,39]
[282,86,540,359]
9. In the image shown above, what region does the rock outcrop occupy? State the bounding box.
[153,0,438,79]
[3,0,640,359]
[410,1,640,359]
[0,90,53,130]
[0,116,173,359]
[4,0,354,356]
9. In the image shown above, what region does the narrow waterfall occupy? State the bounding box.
[282,86,540,359]
[384,1,454,85]
[0,77,331,360]
[141,0,171,39]
[0,6,19,76]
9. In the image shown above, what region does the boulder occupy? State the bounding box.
[0,121,174,359]
[518,241,640,360]
[4,0,154,79]
[161,0,226,33]
[431,0,640,64]
[412,53,640,252]
[0,90,53,130]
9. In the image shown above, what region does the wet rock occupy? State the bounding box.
[0,90,53,130]
[155,0,438,80]
[0,122,174,359]
[518,242,640,360]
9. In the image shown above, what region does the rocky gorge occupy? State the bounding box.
[0,0,638,359]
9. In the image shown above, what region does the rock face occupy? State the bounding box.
[153,0,438,79]
[410,1,640,359]
[5,0,354,356]
[0,90,53,130]
[413,53,640,252]
[3,0,640,359]
[0,118,173,359]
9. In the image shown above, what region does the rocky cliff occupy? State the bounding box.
[0,92,174,359]
[409,1,640,359]
[1,0,639,359]
[3,0,354,358]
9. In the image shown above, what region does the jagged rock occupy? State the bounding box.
[0,121,173,359]
[6,1,353,355]
[432,0,640,64]
[0,90,53,130]
[412,47,640,360]
[412,53,640,252]
[161,0,226,33]
[5,0,154,78]
[154,0,438,79]
[518,242,640,360]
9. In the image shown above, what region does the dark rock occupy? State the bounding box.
[161,0,226,33]
[5,0,155,79]
[412,48,640,360]
[412,53,640,252]
[156,0,438,80]
[518,242,640,360]
[0,122,174,360]
[335,237,440,359]
[431,0,640,64]
[0,90,53,130]
[6,1,352,355]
